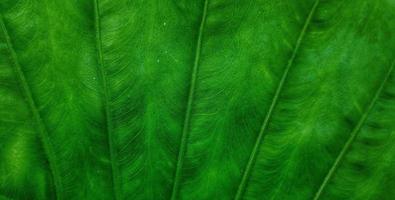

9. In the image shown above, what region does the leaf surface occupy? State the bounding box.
[1,0,395,200]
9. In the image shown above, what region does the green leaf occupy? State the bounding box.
[1,0,395,200]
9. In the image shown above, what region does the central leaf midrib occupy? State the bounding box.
[170,0,210,199]
[312,61,395,200]
[234,0,321,199]
[93,1,121,199]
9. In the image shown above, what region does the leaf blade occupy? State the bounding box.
[170,0,209,199]
[93,0,120,199]
[235,0,321,198]
[313,61,395,200]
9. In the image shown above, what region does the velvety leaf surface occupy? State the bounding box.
[0,0,395,200]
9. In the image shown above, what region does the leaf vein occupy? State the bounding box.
[93,1,121,199]
[234,1,321,199]
[313,60,395,200]
[0,14,63,200]
[170,0,210,199]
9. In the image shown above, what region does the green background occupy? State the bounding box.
[1,0,395,199]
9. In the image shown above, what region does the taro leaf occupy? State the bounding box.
[1,0,395,200]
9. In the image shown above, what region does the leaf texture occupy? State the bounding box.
[1,0,395,200]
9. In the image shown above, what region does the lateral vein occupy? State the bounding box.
[0,15,63,200]
[93,1,121,199]
[234,1,321,199]
[170,0,209,199]
[313,61,395,200]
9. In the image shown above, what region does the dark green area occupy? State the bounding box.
[1,0,395,199]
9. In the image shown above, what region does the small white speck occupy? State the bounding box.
[163,22,167,26]
[157,59,160,63]
[93,77,96,80]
